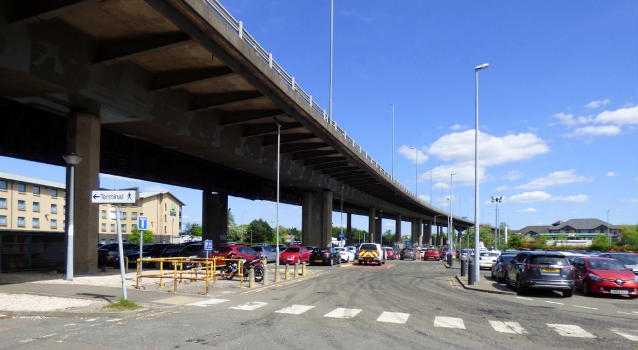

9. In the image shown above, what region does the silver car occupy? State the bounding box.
[252,245,276,263]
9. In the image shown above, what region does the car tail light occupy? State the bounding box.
[524,264,540,269]
[324,253,330,256]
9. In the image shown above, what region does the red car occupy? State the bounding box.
[210,244,259,262]
[423,248,441,261]
[574,257,638,298]
[383,247,396,260]
[279,246,311,264]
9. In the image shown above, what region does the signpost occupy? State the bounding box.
[91,189,138,300]
[137,216,148,274]
[204,239,213,258]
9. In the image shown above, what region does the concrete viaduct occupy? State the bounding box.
[0,0,472,273]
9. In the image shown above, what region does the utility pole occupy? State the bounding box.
[392,104,395,181]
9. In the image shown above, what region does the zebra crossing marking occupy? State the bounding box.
[489,320,527,334]
[434,316,465,329]
[229,301,268,311]
[610,328,638,341]
[547,324,595,338]
[376,312,410,324]
[324,308,362,319]
[275,304,315,315]
[187,299,229,307]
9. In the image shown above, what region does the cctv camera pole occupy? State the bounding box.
[473,63,488,284]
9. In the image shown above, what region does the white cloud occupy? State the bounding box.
[449,124,466,131]
[585,99,610,109]
[507,191,589,203]
[621,198,638,203]
[100,173,145,183]
[418,195,431,202]
[594,105,638,126]
[607,171,616,177]
[496,185,508,191]
[553,113,592,127]
[573,125,621,136]
[398,145,428,164]
[517,208,537,213]
[516,169,592,190]
[424,163,485,189]
[504,170,523,181]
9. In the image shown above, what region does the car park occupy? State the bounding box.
[279,246,311,264]
[400,248,417,261]
[573,257,638,298]
[336,247,355,262]
[598,252,638,275]
[559,251,589,266]
[211,244,259,262]
[479,251,501,269]
[98,242,139,267]
[310,247,341,266]
[491,254,516,283]
[423,248,441,261]
[251,245,276,263]
[506,251,575,297]
[383,247,396,260]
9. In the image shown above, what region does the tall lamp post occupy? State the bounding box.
[473,62,489,284]
[63,153,82,280]
[449,173,456,253]
[391,104,395,181]
[275,119,282,282]
[491,196,502,249]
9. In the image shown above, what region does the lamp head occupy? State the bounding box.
[475,63,489,71]
[62,153,83,166]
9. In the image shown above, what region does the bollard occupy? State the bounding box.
[274,265,281,283]
[447,253,453,267]
[293,263,298,279]
[460,258,467,277]
[263,264,269,285]
[302,262,306,276]
[248,268,255,288]
[468,260,475,285]
[284,264,289,280]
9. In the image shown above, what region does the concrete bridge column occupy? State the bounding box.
[437,225,443,246]
[368,207,376,243]
[417,218,423,246]
[424,221,432,246]
[346,212,352,244]
[410,220,418,244]
[202,191,228,243]
[395,215,402,243]
[302,191,333,248]
[375,215,382,244]
[66,111,100,275]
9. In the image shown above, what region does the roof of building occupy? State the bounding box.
[517,225,550,235]
[550,218,616,230]
[0,171,65,189]
[139,191,185,206]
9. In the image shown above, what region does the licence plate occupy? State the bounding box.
[315,259,323,263]
[542,268,559,273]
[610,289,629,295]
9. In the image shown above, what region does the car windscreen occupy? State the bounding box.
[213,247,232,253]
[501,255,515,263]
[426,249,438,252]
[587,259,627,271]
[609,254,638,265]
[360,244,377,250]
[529,255,569,265]
[284,247,300,252]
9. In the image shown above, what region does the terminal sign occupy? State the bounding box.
[91,190,137,204]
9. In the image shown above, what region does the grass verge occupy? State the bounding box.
[103,298,142,311]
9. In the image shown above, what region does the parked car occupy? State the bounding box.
[598,253,638,275]
[336,247,355,262]
[310,247,341,266]
[559,251,590,266]
[279,246,311,264]
[383,247,396,260]
[251,245,276,263]
[400,248,417,261]
[506,251,575,297]
[573,257,638,298]
[98,242,139,267]
[211,244,259,262]
[479,251,501,269]
[423,248,441,261]
[491,254,516,283]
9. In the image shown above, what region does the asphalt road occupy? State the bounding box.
[2,261,637,349]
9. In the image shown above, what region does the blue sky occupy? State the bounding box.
[1,0,636,232]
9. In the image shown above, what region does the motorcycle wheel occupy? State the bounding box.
[254,266,264,282]
[222,266,235,280]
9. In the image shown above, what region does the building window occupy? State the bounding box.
[101,223,106,232]
[51,188,58,197]
[164,226,167,234]
[33,186,40,195]
[165,202,167,211]
[17,217,25,227]
[121,224,126,233]
[0,198,6,209]
[0,215,6,226]
[164,214,166,222]
[131,224,137,231]
[17,183,26,192]
[33,202,40,212]
[51,204,57,214]
[131,212,138,220]
[51,219,57,229]
[32,218,39,228]
[17,200,25,210]
[110,224,115,232]
[0,180,7,190]
[101,210,106,219]
[121,212,127,220]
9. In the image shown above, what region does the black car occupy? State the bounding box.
[98,242,139,266]
[310,247,340,266]
[506,251,575,297]
[491,254,516,283]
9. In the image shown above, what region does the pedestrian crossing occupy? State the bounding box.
[185,298,638,341]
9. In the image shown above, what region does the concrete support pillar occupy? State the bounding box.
[375,216,382,244]
[302,191,332,248]
[437,225,443,246]
[417,218,423,246]
[368,207,376,243]
[202,191,228,243]
[395,215,402,243]
[411,220,418,244]
[66,111,100,275]
[424,221,432,246]
[346,212,352,244]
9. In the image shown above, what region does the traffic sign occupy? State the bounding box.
[91,190,137,204]
[204,240,213,251]
[138,216,148,230]
[337,232,345,239]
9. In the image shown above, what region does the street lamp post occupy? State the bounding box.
[449,173,456,254]
[392,104,395,181]
[491,196,502,249]
[473,62,489,284]
[63,153,82,281]
[275,119,281,282]
[328,0,334,125]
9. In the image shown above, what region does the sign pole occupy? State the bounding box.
[115,205,128,300]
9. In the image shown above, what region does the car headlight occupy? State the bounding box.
[588,273,602,282]
[634,275,638,283]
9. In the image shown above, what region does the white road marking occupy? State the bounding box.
[229,301,268,311]
[617,311,637,316]
[63,323,77,327]
[573,305,598,310]
[187,299,229,307]
[324,308,362,319]
[106,318,122,322]
[489,320,527,334]
[545,301,563,305]
[18,339,34,343]
[376,312,410,324]
[84,318,97,322]
[516,296,533,301]
[610,328,638,341]
[434,316,465,329]
[275,304,315,315]
[547,324,595,338]
[40,333,57,338]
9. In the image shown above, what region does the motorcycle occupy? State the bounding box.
[222,255,265,282]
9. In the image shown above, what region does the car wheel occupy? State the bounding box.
[562,288,574,298]
[515,276,526,295]
[329,258,333,266]
[582,282,590,296]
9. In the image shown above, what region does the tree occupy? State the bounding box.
[508,235,524,249]
[129,228,154,243]
[619,225,638,247]
[227,224,247,242]
[246,219,273,244]
[466,225,494,248]
[182,223,202,237]
[591,234,612,251]
[382,230,394,246]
